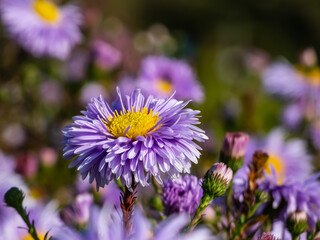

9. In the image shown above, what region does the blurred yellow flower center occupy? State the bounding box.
[296,66,320,87]
[155,79,172,94]
[33,0,60,23]
[23,233,46,240]
[264,154,285,185]
[104,107,160,139]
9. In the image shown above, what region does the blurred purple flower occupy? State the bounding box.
[1,123,26,148]
[245,128,312,185]
[262,62,306,98]
[0,202,62,239]
[260,173,320,229]
[0,0,82,59]
[61,193,93,226]
[64,49,90,82]
[79,82,108,105]
[55,203,212,240]
[137,56,204,103]
[63,88,207,189]
[162,175,203,216]
[92,40,122,71]
[282,102,304,129]
[39,80,64,105]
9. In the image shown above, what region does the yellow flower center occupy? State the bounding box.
[104,107,160,139]
[296,66,320,87]
[155,79,173,94]
[23,233,46,240]
[33,0,60,23]
[264,154,285,185]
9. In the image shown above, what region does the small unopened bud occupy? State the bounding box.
[255,190,269,203]
[202,163,233,203]
[220,132,250,172]
[259,232,280,240]
[286,211,308,238]
[4,187,25,210]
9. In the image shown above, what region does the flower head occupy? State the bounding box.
[0,0,82,59]
[259,232,280,240]
[202,163,233,203]
[220,132,250,172]
[137,56,204,103]
[245,128,312,185]
[161,175,203,216]
[61,193,93,227]
[92,40,122,71]
[286,211,308,237]
[63,88,207,189]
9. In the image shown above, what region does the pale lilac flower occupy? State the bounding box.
[1,123,26,148]
[63,88,207,189]
[0,0,82,59]
[79,82,108,105]
[92,40,122,71]
[61,193,93,226]
[162,175,203,216]
[39,80,64,105]
[137,56,204,103]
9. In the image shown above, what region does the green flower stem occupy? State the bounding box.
[4,188,40,240]
[188,195,211,231]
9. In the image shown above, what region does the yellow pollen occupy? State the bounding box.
[23,233,46,240]
[33,0,60,23]
[155,79,173,94]
[264,154,285,185]
[104,107,160,139]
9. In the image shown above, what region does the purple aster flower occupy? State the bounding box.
[137,56,204,103]
[161,175,203,216]
[0,0,82,60]
[62,88,207,189]
[259,173,320,232]
[245,128,312,185]
[92,40,122,71]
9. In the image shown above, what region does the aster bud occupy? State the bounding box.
[220,132,250,173]
[259,232,280,240]
[201,163,233,205]
[286,211,308,238]
[4,187,24,210]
